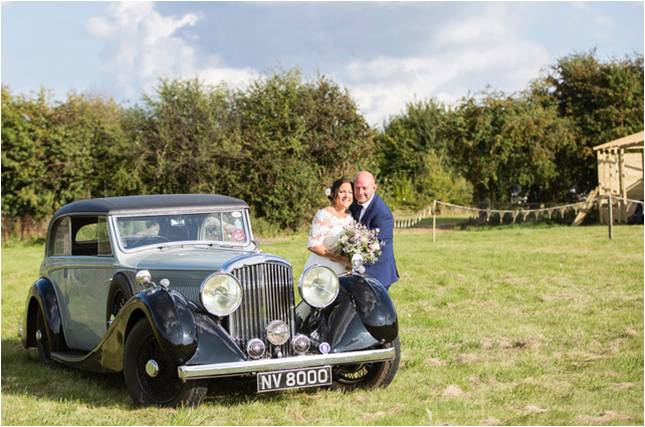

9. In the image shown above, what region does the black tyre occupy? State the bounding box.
[106,274,137,324]
[332,336,400,391]
[35,307,51,364]
[123,319,207,407]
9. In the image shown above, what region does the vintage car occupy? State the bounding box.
[21,194,399,406]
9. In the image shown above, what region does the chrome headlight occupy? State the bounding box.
[200,273,243,316]
[298,265,339,308]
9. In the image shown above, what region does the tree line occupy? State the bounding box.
[2,51,643,238]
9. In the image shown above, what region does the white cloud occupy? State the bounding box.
[196,66,258,87]
[569,1,612,39]
[86,15,114,38]
[434,5,510,46]
[86,2,258,97]
[340,5,550,126]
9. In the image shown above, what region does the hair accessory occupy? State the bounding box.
[325,187,332,197]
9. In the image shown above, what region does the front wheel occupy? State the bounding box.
[332,336,401,390]
[123,319,207,407]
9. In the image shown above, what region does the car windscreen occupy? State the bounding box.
[115,211,249,250]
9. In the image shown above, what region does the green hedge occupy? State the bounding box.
[2,52,642,238]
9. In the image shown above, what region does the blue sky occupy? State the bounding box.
[2,1,643,125]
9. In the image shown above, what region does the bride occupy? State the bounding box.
[304,178,355,275]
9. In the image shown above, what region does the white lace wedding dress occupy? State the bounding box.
[304,208,355,275]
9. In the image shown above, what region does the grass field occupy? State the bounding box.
[1,225,643,425]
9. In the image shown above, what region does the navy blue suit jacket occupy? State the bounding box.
[350,194,399,289]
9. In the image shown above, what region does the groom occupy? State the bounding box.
[350,171,399,290]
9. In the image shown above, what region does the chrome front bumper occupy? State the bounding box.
[177,347,396,381]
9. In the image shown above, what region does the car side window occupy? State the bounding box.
[50,217,71,256]
[71,217,113,256]
[97,217,112,256]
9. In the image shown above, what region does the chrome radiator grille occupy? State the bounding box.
[229,262,296,354]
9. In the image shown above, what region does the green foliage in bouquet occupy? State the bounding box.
[334,222,382,264]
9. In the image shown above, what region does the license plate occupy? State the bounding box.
[257,366,332,393]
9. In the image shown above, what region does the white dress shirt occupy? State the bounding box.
[358,194,375,222]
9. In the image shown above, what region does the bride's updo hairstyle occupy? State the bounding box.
[328,177,353,203]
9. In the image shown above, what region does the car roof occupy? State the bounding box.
[52,194,249,219]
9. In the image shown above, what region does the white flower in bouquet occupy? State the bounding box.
[334,223,382,265]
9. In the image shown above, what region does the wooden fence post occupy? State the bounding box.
[608,194,614,240]
[432,200,437,243]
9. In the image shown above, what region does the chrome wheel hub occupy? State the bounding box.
[145,359,160,377]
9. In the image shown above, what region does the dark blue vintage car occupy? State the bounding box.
[22,194,399,406]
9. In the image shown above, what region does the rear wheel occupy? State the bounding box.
[123,319,207,407]
[35,307,51,363]
[332,336,400,390]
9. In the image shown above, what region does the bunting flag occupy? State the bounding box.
[393,195,644,229]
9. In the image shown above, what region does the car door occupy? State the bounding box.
[61,216,117,351]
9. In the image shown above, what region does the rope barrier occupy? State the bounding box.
[393,195,644,230]
[436,199,590,214]
[605,196,645,205]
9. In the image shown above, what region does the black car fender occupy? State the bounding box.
[22,277,66,351]
[52,286,201,373]
[116,286,246,368]
[43,286,241,374]
[296,274,398,353]
[183,313,247,366]
[122,287,199,365]
[338,275,398,343]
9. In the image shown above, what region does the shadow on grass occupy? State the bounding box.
[205,376,295,406]
[413,217,469,230]
[2,337,130,407]
[1,337,290,409]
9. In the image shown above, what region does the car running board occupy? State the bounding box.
[51,350,92,364]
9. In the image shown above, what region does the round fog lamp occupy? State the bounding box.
[266,320,290,345]
[292,334,311,354]
[246,338,266,359]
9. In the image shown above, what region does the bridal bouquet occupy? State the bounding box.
[334,223,382,264]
